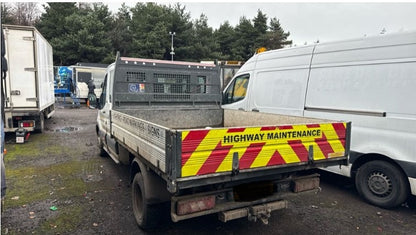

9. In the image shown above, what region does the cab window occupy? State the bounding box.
[98,74,107,109]
[223,74,249,104]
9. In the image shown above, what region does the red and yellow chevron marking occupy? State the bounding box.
[180,122,347,177]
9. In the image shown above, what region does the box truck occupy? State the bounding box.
[96,55,351,228]
[222,31,416,208]
[2,25,55,139]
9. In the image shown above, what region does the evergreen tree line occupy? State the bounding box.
[1,2,292,66]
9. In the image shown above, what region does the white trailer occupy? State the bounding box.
[2,25,55,137]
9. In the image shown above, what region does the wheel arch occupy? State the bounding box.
[130,159,142,183]
[351,153,409,186]
[130,158,171,204]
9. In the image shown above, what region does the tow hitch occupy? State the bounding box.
[219,200,288,224]
[248,204,273,225]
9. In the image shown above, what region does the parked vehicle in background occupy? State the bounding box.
[2,25,55,141]
[70,63,107,102]
[201,60,243,90]
[222,31,416,208]
[96,54,351,229]
[1,23,8,206]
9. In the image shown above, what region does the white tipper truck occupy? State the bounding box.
[96,54,351,229]
[2,25,55,141]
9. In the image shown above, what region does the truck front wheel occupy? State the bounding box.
[132,173,164,229]
[97,134,107,157]
[355,160,409,208]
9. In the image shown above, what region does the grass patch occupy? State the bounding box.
[4,134,49,162]
[38,204,83,233]
[4,160,97,208]
[4,134,80,165]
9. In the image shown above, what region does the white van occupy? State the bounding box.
[70,64,107,101]
[222,31,416,208]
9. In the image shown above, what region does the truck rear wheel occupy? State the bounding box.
[132,173,164,229]
[355,160,409,208]
[35,114,45,133]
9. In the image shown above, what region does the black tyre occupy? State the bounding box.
[132,173,165,229]
[97,135,107,157]
[406,195,416,209]
[35,114,45,133]
[355,160,409,208]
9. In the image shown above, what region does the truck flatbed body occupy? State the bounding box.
[110,108,350,193]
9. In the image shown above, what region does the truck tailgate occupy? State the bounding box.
[180,122,349,177]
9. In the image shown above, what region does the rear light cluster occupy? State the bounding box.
[18,120,35,128]
[177,195,215,216]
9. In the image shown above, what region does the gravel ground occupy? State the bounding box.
[1,103,416,234]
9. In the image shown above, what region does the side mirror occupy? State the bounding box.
[222,93,227,105]
[97,93,104,109]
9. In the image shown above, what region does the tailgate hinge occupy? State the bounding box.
[308,145,314,163]
[232,152,239,176]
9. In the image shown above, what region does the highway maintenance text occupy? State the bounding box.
[223,129,321,144]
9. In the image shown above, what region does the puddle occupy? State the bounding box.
[53,127,80,133]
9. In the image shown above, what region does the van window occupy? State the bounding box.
[77,72,92,83]
[223,74,249,104]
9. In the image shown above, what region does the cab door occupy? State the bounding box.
[97,65,114,146]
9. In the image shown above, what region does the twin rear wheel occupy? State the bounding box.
[355,160,409,208]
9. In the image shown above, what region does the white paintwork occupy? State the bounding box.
[222,31,416,196]
[409,178,416,195]
[35,30,55,110]
[71,66,106,99]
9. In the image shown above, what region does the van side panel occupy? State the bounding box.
[304,33,416,182]
[306,54,416,115]
[248,46,314,116]
[252,70,309,116]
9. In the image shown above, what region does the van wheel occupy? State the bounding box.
[132,173,164,229]
[355,160,408,208]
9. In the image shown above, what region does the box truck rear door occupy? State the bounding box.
[6,28,37,108]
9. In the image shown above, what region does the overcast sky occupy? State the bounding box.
[108,1,416,45]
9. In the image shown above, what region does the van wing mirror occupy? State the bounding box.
[97,93,104,109]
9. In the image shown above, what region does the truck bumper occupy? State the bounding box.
[171,174,320,223]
